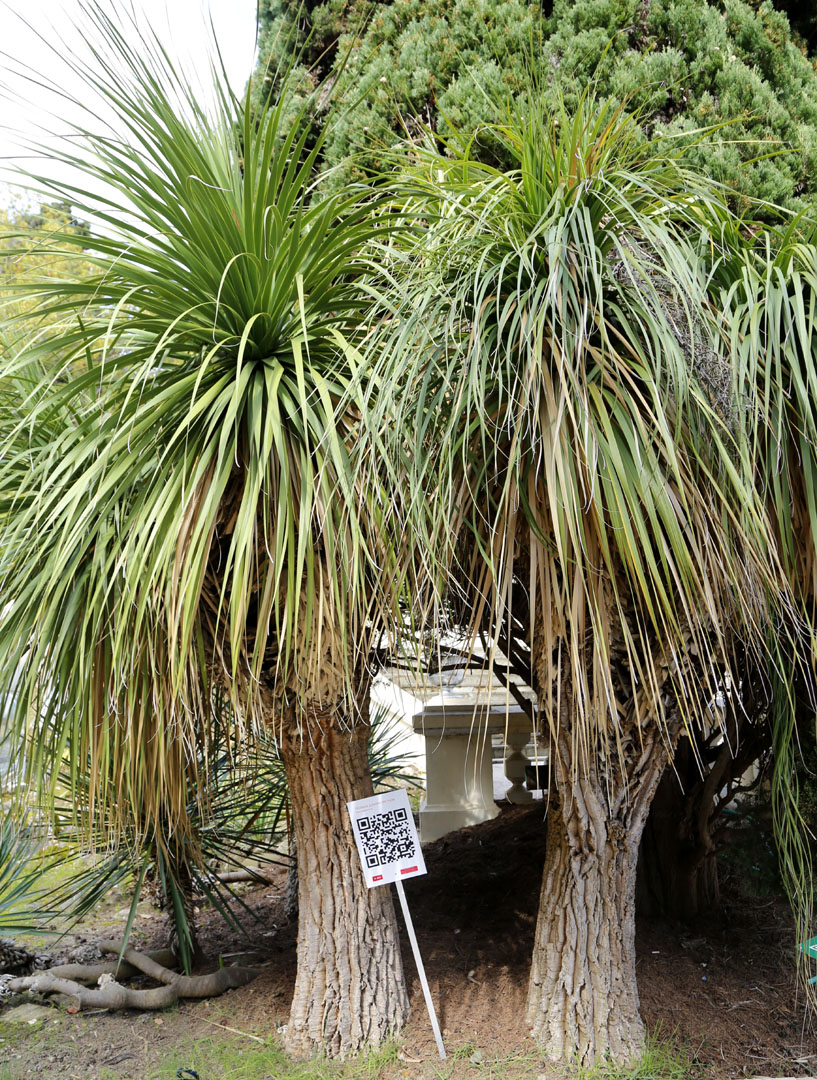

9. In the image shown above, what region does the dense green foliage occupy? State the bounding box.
[0,9,397,849]
[545,0,817,209]
[254,0,817,208]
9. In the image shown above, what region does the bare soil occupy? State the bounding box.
[1,804,815,1080]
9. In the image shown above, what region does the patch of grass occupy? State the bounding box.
[144,1034,402,1080]
[143,1036,560,1080]
[0,1008,695,1080]
[0,1012,67,1076]
[142,1033,695,1080]
[568,1033,694,1080]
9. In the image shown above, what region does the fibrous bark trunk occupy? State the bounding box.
[527,726,670,1065]
[278,718,409,1059]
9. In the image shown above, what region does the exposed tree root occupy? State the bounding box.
[6,941,259,1012]
[6,972,178,1011]
[98,940,259,998]
[44,949,178,985]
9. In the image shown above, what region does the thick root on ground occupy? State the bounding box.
[6,942,259,1012]
[44,949,178,985]
[217,868,282,885]
[6,973,178,1011]
[98,940,259,998]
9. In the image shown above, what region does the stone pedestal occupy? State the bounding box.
[412,694,533,843]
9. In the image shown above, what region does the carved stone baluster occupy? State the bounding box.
[504,730,533,804]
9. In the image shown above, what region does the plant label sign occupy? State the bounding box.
[347,788,444,1059]
[347,788,426,889]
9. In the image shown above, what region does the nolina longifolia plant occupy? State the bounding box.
[0,3,414,1056]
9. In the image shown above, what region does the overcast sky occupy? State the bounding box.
[0,0,259,204]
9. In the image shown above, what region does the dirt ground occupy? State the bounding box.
[1,804,815,1080]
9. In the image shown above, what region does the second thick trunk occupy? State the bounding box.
[527,730,669,1065]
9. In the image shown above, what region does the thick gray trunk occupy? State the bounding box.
[527,729,669,1065]
[279,718,409,1059]
[527,787,644,1063]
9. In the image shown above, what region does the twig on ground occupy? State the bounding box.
[197,1016,265,1042]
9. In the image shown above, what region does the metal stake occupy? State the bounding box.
[394,876,446,1060]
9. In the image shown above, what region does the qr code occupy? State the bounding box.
[357,808,416,868]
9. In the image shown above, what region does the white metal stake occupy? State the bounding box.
[394,877,446,1060]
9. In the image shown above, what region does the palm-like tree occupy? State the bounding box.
[0,10,409,1057]
[371,97,792,1063]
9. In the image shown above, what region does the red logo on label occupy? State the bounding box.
[372,874,383,882]
[400,866,418,875]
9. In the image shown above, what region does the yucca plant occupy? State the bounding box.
[40,707,291,974]
[0,4,412,1056]
[369,95,793,1064]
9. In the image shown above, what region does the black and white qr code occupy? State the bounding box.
[356,807,417,868]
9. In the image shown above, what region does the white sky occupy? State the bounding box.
[0,0,259,206]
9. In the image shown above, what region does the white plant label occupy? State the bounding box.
[347,788,426,888]
[347,787,444,1059]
